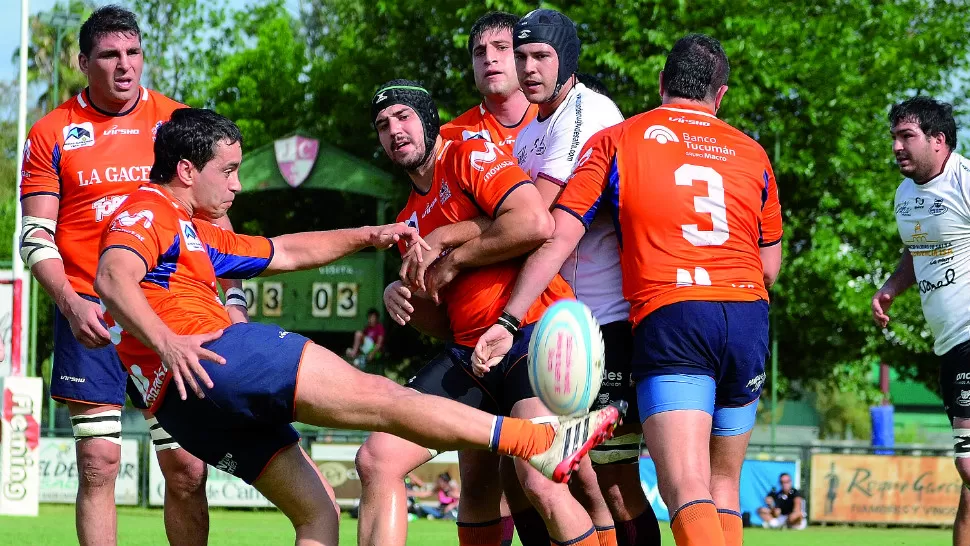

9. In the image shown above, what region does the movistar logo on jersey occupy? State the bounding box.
[62,122,96,151]
[470,141,500,171]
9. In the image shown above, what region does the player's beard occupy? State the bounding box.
[394,141,427,171]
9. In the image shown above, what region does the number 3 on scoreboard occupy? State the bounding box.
[675,163,728,286]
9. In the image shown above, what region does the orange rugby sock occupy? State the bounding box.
[551,527,598,546]
[458,519,503,546]
[596,526,617,546]
[493,416,555,459]
[670,500,725,546]
[718,509,743,546]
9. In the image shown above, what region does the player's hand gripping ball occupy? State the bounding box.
[528,299,605,416]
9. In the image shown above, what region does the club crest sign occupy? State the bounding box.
[274,136,319,188]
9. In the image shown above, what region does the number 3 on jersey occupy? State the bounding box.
[675,163,728,286]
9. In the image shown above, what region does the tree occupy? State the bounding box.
[13,1,94,112]
[138,0,234,103]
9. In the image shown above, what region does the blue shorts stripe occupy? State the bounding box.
[712,401,759,436]
[636,374,715,423]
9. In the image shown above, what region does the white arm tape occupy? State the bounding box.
[19,216,61,268]
[225,287,248,308]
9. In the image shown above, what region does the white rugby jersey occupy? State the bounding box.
[514,82,628,325]
[894,152,970,354]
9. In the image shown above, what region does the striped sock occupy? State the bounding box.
[717,509,743,546]
[458,518,503,546]
[670,500,725,546]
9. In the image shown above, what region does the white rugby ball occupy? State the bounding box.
[528,299,606,416]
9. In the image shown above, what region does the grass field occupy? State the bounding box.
[0,505,954,545]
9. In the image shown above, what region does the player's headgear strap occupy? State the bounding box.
[513,9,581,101]
[371,82,440,165]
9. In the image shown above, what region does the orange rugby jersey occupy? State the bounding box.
[21,87,184,297]
[99,185,274,411]
[440,102,538,156]
[557,103,783,327]
[397,138,571,346]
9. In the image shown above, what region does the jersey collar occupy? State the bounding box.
[79,87,147,118]
[657,102,718,119]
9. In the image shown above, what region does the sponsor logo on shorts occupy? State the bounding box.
[956,372,970,383]
[62,122,96,151]
[215,453,238,475]
[59,375,85,383]
[958,390,970,407]
[279,330,289,339]
[747,372,767,392]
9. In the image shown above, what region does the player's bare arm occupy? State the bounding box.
[425,183,554,300]
[263,223,429,275]
[534,173,566,208]
[400,216,491,291]
[872,248,916,328]
[473,208,586,374]
[760,242,783,289]
[95,248,227,401]
[21,194,111,348]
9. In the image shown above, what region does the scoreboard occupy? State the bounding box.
[238,254,381,333]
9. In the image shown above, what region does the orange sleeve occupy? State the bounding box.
[194,222,274,279]
[555,129,617,229]
[453,139,532,217]
[20,122,62,198]
[100,202,171,273]
[759,160,783,246]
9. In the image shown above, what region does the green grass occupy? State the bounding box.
[0,505,954,545]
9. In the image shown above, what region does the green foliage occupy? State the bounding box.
[13,1,94,111]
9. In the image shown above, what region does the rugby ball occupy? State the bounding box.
[528,299,606,416]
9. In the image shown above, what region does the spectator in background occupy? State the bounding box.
[757,473,806,529]
[346,308,385,368]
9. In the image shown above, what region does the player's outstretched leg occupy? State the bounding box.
[253,443,340,546]
[68,402,123,546]
[293,343,623,479]
[642,409,723,546]
[151,422,210,546]
[355,434,434,546]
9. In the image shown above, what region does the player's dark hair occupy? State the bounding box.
[662,33,729,102]
[779,473,791,480]
[367,308,379,317]
[151,108,243,184]
[577,72,611,98]
[467,12,519,56]
[79,5,141,57]
[889,96,958,151]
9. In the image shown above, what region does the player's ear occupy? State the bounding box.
[78,53,89,75]
[176,159,195,186]
[658,71,665,100]
[714,85,728,113]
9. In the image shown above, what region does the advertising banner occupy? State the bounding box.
[810,453,962,524]
[38,437,139,505]
[640,456,799,524]
[148,451,273,508]
[0,376,43,516]
[309,444,459,507]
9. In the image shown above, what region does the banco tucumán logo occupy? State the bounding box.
[643,125,679,144]
[62,122,96,151]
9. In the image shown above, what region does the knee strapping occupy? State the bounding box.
[146,417,181,451]
[71,409,122,445]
